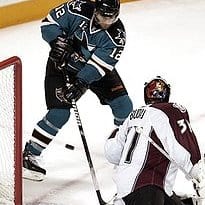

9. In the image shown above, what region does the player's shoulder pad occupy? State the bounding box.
[171,102,187,113]
[67,0,94,19]
[151,102,188,115]
[151,102,172,110]
[106,19,126,47]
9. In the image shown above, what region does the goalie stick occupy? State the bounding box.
[139,129,204,205]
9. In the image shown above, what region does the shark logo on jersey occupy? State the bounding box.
[75,30,88,50]
[71,31,89,63]
[76,26,96,51]
[115,29,126,46]
[71,0,86,12]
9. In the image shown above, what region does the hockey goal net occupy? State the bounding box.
[0,56,22,205]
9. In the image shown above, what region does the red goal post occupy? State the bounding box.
[0,56,22,205]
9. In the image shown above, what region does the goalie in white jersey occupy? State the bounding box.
[104,76,205,205]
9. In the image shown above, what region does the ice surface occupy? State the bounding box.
[1,0,205,204]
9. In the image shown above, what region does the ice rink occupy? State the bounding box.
[1,0,205,204]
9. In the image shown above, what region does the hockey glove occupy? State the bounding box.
[189,159,205,198]
[49,36,74,68]
[64,79,88,103]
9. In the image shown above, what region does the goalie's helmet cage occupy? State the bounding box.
[144,76,170,105]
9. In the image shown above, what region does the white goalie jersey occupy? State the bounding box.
[104,102,201,198]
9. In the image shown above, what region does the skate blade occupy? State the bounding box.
[23,168,45,181]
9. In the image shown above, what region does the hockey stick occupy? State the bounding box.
[133,127,194,180]
[140,130,204,205]
[147,136,194,179]
[71,99,108,205]
[57,63,109,204]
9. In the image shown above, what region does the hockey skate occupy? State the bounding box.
[23,150,46,181]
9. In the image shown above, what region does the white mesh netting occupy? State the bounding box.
[0,65,15,204]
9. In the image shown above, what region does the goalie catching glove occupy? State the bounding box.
[188,158,205,198]
[49,35,74,69]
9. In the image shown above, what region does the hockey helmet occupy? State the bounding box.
[144,76,171,105]
[95,0,120,18]
[94,0,120,28]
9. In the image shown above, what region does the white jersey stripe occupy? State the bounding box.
[92,53,114,71]
[41,14,60,27]
[87,59,105,77]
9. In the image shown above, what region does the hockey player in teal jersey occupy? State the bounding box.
[23,0,133,180]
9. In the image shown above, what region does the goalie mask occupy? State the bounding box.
[144,76,170,105]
